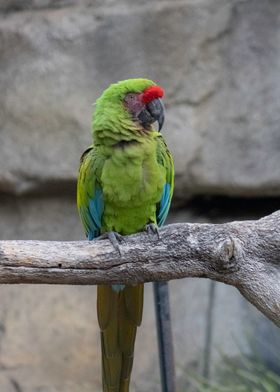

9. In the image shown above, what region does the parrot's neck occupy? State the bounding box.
[93,120,156,151]
[113,139,140,148]
[93,126,144,147]
[95,130,159,158]
[92,103,153,147]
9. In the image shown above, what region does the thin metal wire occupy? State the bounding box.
[153,281,176,392]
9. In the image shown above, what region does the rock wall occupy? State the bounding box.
[1,0,280,199]
[0,0,280,391]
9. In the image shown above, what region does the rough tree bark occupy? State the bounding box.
[0,210,279,327]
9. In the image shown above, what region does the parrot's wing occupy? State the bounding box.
[77,146,104,240]
[156,135,174,227]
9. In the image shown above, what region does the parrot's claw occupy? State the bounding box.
[97,231,125,255]
[145,223,160,239]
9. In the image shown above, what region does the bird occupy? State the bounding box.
[77,78,174,392]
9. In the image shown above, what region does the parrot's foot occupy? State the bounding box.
[97,231,125,255]
[145,223,160,239]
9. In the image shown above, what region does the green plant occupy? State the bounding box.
[187,353,280,392]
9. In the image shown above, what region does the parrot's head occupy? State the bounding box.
[92,78,165,145]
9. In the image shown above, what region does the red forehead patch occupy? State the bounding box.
[142,86,165,104]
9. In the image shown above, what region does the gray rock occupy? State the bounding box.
[0,0,279,199]
[0,0,89,11]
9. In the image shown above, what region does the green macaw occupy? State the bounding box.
[77,78,174,392]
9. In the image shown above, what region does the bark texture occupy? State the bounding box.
[0,211,279,327]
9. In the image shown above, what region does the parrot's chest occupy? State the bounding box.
[102,153,164,204]
[100,141,166,234]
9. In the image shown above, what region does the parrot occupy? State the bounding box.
[77,78,174,392]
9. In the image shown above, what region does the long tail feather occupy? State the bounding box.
[97,284,144,392]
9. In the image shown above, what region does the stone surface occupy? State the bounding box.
[0,0,280,199]
[0,0,90,11]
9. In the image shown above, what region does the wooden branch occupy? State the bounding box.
[0,211,280,327]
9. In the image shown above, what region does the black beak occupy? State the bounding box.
[138,98,165,132]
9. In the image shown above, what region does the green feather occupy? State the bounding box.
[77,79,174,391]
[93,79,156,146]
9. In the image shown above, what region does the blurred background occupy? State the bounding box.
[0,0,280,391]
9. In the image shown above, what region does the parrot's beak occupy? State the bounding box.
[138,98,165,131]
[147,98,165,131]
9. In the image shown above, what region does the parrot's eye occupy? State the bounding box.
[124,93,144,116]
[124,93,138,103]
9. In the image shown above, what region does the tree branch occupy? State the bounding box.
[0,211,280,327]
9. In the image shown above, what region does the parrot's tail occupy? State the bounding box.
[97,284,144,392]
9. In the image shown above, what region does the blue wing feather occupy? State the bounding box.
[157,183,171,227]
[77,147,104,240]
[156,135,174,228]
[85,188,103,240]
[89,188,103,228]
